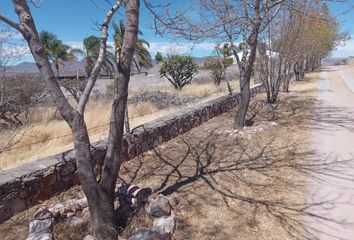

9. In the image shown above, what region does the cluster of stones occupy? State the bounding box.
[0,84,264,223]
[26,196,89,240]
[128,90,198,108]
[26,184,179,240]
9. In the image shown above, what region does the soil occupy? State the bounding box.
[0,74,318,240]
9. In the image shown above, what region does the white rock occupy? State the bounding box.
[270,122,278,126]
[152,211,176,236]
[26,233,53,240]
[83,235,97,240]
[27,218,54,240]
[28,219,53,235]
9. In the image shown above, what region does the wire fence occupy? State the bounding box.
[0,104,173,154]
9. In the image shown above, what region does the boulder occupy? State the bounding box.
[33,208,53,220]
[26,218,54,240]
[128,229,166,240]
[64,215,84,226]
[167,195,179,208]
[26,233,53,240]
[145,194,171,218]
[152,211,176,237]
[83,235,97,240]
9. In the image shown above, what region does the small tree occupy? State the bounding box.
[155,51,163,64]
[204,57,232,86]
[160,55,198,90]
[60,79,87,103]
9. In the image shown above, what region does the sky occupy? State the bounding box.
[0,0,354,64]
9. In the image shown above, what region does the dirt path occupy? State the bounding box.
[307,66,354,240]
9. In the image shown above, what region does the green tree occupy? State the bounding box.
[83,35,100,76]
[155,51,163,64]
[113,20,152,73]
[160,55,198,90]
[39,31,80,77]
[204,57,232,86]
[82,35,114,76]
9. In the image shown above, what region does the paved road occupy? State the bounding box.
[307,66,354,240]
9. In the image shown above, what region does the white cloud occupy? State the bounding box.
[148,41,216,57]
[65,40,217,57]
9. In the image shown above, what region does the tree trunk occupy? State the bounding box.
[125,106,130,133]
[234,15,260,128]
[71,114,117,239]
[235,72,251,128]
[5,1,125,239]
[90,1,140,238]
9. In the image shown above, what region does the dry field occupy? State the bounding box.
[0,80,240,170]
[0,73,320,240]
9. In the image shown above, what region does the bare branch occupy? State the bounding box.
[0,14,21,32]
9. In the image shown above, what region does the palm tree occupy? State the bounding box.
[82,35,115,77]
[113,20,152,74]
[39,31,80,77]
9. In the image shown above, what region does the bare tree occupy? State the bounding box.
[145,0,286,128]
[0,0,140,239]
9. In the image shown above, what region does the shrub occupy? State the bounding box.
[155,51,163,64]
[0,74,46,128]
[203,57,233,86]
[159,55,198,90]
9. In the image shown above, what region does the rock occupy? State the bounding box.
[48,203,67,217]
[167,196,179,208]
[26,233,53,240]
[82,207,91,221]
[33,208,53,220]
[145,194,171,218]
[64,215,84,226]
[28,218,54,235]
[65,197,88,212]
[128,91,198,109]
[66,212,75,218]
[128,229,165,240]
[83,235,97,240]
[270,122,278,126]
[152,211,176,236]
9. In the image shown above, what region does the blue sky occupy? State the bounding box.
[0,0,353,63]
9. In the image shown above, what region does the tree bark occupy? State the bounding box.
[234,19,261,128]
[2,1,125,239]
[90,1,140,238]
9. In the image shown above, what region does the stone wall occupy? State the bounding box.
[0,84,264,223]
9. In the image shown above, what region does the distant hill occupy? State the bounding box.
[322,58,348,66]
[8,56,212,76]
[8,60,86,76]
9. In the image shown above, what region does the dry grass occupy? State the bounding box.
[129,102,159,118]
[0,73,320,240]
[0,80,240,170]
[53,222,90,240]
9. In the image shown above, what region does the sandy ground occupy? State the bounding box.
[337,65,354,93]
[306,65,354,239]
